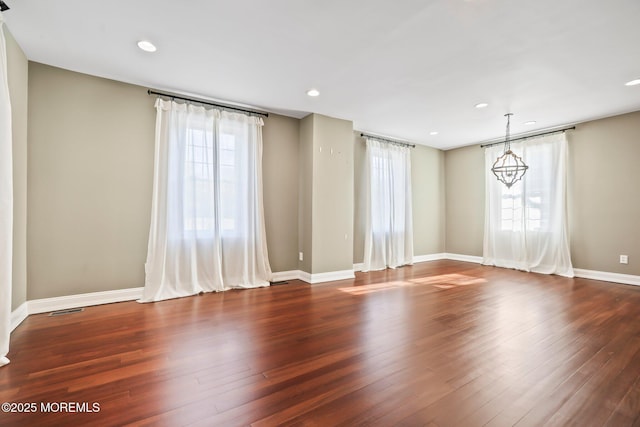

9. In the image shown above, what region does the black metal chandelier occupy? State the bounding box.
[491,113,528,188]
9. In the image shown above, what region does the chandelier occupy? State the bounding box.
[491,113,528,188]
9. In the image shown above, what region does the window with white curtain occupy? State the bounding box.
[499,144,549,232]
[483,133,574,277]
[362,138,413,272]
[183,127,214,233]
[219,135,237,233]
[140,99,272,303]
[182,129,237,235]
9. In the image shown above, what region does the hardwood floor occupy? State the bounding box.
[1,260,639,426]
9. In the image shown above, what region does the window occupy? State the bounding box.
[183,128,214,233]
[219,134,237,233]
[363,139,413,271]
[499,143,550,232]
[182,130,238,235]
[483,133,573,277]
[142,99,272,302]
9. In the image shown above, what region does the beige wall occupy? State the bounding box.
[568,111,640,276]
[27,63,156,299]
[311,114,354,274]
[298,115,313,272]
[353,133,366,263]
[444,111,640,276]
[262,113,299,272]
[354,134,446,263]
[444,145,485,257]
[5,27,28,311]
[299,114,354,274]
[412,143,446,256]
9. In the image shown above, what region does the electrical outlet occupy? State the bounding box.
[620,255,628,264]
[299,252,304,261]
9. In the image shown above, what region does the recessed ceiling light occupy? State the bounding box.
[475,103,489,109]
[625,79,640,86]
[524,121,537,125]
[137,40,157,52]
[429,131,439,135]
[306,89,320,97]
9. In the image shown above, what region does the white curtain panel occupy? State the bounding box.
[363,139,413,272]
[483,133,574,277]
[140,99,272,302]
[0,18,13,367]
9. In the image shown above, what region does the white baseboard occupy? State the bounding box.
[307,269,355,284]
[10,302,28,333]
[574,269,640,287]
[28,287,144,315]
[10,287,143,333]
[413,253,447,263]
[274,269,357,284]
[298,270,312,283]
[295,269,356,284]
[271,270,301,282]
[445,253,484,264]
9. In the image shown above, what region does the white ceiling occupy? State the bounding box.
[3,0,640,149]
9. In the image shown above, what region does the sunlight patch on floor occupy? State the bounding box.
[340,274,487,295]
[411,274,487,287]
[339,281,413,295]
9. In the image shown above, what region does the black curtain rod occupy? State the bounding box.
[360,133,416,148]
[480,126,575,148]
[147,89,269,117]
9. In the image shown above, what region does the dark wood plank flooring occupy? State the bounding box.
[1,260,640,426]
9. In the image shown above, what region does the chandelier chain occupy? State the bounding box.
[504,113,513,151]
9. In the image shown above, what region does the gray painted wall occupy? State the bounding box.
[5,27,28,311]
[299,114,354,274]
[412,142,446,257]
[444,145,485,257]
[262,113,300,272]
[298,114,314,273]
[568,112,640,275]
[27,63,156,300]
[353,133,366,264]
[310,114,354,274]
